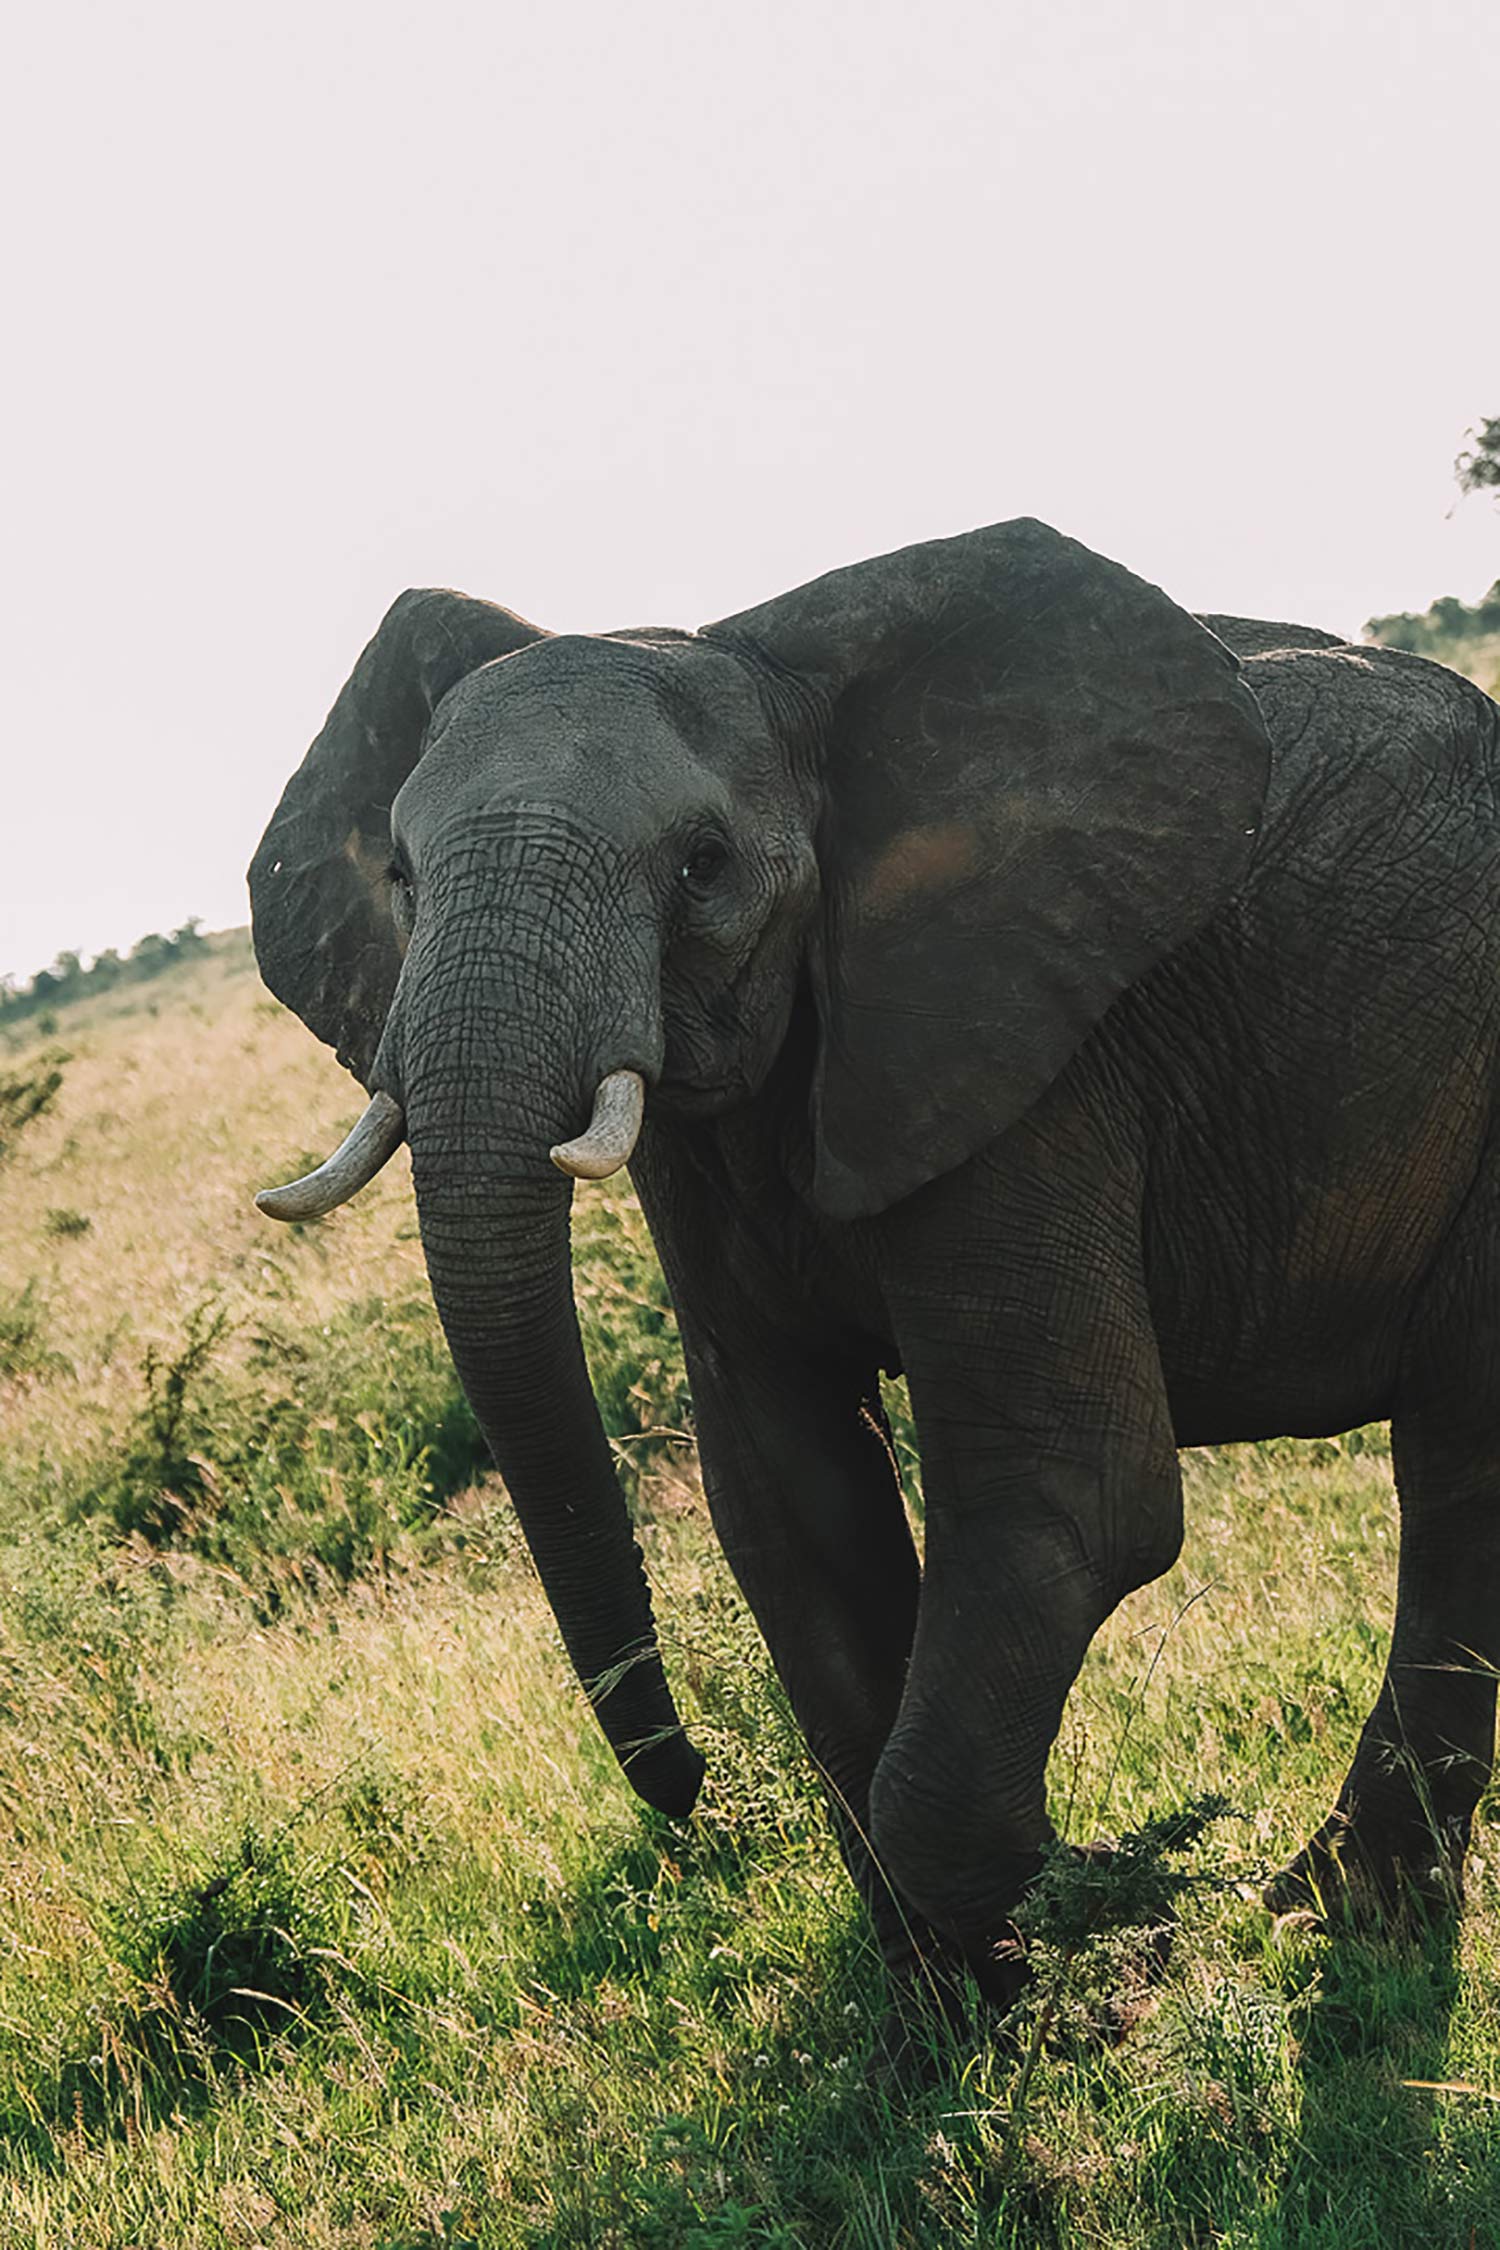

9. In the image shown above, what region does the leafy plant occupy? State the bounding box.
[101,1302,231,1542]
[1004,1794,1239,2133]
[85,1295,491,1606]
[100,1823,350,2078]
[0,1048,67,1160]
[42,1205,91,1237]
[0,1281,66,1380]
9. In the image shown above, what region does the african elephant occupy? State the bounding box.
[249,519,1500,2009]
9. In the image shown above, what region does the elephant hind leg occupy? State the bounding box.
[1269,1210,1500,1921]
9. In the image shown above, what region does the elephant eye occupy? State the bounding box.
[388,862,415,940]
[680,838,729,890]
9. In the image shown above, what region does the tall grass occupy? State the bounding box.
[0,935,1496,2246]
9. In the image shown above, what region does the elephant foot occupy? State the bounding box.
[868,1907,1178,2090]
[1265,1806,1467,1929]
[863,1935,1016,2088]
[865,2004,957,2094]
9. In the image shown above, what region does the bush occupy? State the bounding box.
[0,1049,67,1161]
[102,1303,232,1543]
[77,1198,712,1602]
[42,1206,91,1237]
[0,1282,66,1381]
[100,1824,350,2079]
[86,1296,490,1606]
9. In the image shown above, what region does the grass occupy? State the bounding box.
[0,934,1498,2245]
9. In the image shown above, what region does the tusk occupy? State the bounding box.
[550,1070,645,1181]
[255,1091,405,1221]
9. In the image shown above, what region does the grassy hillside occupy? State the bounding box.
[2,940,1500,2247]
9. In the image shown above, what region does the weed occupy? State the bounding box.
[79,1296,491,1606]
[0,1280,67,1380]
[339,1762,439,1879]
[1021,1795,1238,1957]
[1005,1796,1239,2135]
[0,1048,67,1160]
[42,1205,91,1237]
[101,1301,231,1542]
[100,1822,351,2078]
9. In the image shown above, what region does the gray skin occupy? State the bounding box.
[250,520,1500,2012]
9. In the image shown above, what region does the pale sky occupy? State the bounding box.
[4,0,1497,984]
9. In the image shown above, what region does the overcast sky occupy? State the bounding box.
[4,0,1496,984]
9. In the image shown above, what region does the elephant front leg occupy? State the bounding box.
[870,1169,1182,1997]
[867,1436,1183,2001]
[681,1324,969,2032]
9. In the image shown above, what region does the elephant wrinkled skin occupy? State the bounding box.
[250,519,1500,2007]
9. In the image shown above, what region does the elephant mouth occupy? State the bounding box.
[651,1070,744,1118]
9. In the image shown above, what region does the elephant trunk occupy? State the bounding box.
[397,869,702,1818]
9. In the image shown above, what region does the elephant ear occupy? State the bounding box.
[709,519,1271,1219]
[249,589,545,1083]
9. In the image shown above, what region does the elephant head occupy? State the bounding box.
[249,520,1270,1815]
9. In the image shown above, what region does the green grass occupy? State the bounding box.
[1,941,1499,2245]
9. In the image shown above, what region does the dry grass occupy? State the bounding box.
[1,939,1498,2246]
[0,936,425,1447]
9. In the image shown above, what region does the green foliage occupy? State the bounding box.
[1017,1794,1237,1955]
[42,1205,91,1237]
[1366,581,1500,653]
[0,1280,66,1380]
[100,1823,350,2080]
[85,1296,489,1604]
[58,1189,709,1607]
[101,1301,232,1542]
[0,1047,67,1160]
[1457,412,1500,501]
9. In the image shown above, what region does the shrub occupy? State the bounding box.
[100,1823,350,2079]
[102,1303,232,1543]
[0,1282,66,1381]
[79,1199,715,1601]
[85,1296,490,1606]
[0,1049,67,1161]
[42,1206,91,1237]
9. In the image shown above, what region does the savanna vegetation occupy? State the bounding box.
[1457,415,1500,506]
[4,624,1500,2242]
[1360,414,1500,696]
[1365,583,1500,694]
[0,919,209,1028]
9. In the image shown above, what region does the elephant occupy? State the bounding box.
[249,518,1500,2014]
